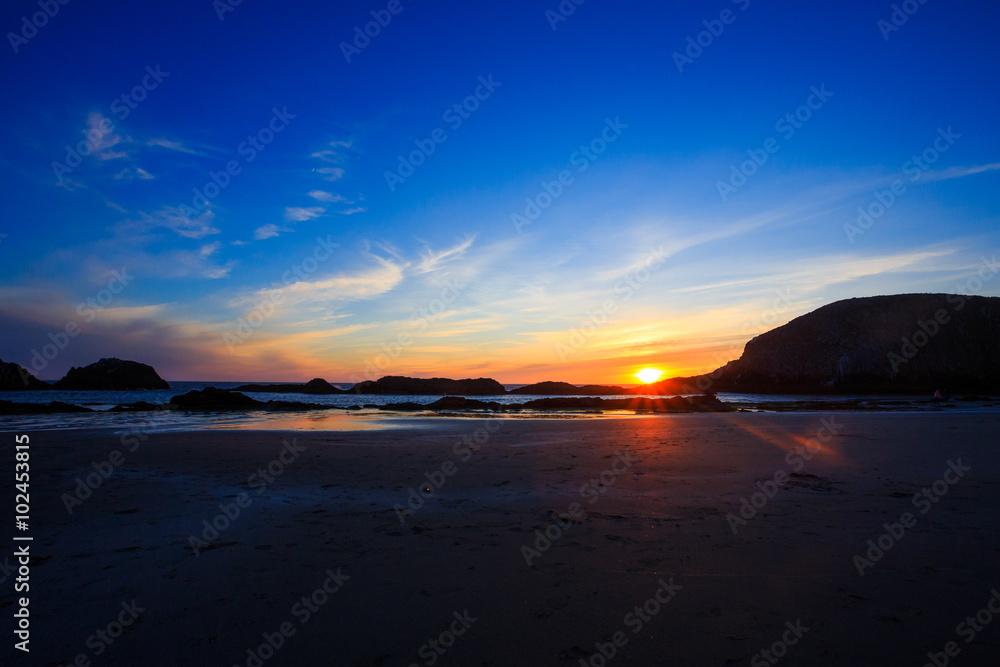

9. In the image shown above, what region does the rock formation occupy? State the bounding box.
[650,294,1000,394]
[0,359,51,390]
[234,378,345,394]
[350,376,506,395]
[509,381,625,395]
[54,358,170,390]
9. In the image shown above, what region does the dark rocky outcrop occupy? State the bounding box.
[54,358,170,390]
[510,381,624,395]
[169,388,264,411]
[427,396,506,410]
[167,387,337,412]
[650,294,1000,394]
[350,376,506,395]
[234,378,345,394]
[0,359,51,390]
[0,401,93,415]
[374,394,731,413]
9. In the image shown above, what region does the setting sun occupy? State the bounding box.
[635,368,664,384]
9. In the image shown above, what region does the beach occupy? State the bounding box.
[6,411,1000,666]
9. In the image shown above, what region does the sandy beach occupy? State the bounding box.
[5,411,1000,666]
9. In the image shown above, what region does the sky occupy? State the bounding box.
[1,0,998,384]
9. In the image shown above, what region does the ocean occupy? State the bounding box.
[0,381,987,432]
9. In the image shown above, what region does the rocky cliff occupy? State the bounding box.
[668,294,1000,394]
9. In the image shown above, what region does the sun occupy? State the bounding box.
[635,367,664,384]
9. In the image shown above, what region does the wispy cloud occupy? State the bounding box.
[146,137,204,155]
[315,167,345,181]
[85,112,128,160]
[924,162,1000,183]
[285,206,326,222]
[127,206,220,239]
[417,237,476,273]
[339,206,366,215]
[254,223,289,240]
[308,191,347,203]
[113,166,154,180]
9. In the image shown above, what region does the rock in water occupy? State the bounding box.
[0,359,51,390]
[54,358,171,390]
[168,388,263,411]
[350,376,506,395]
[235,378,345,394]
[509,381,624,395]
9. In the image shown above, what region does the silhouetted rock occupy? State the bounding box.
[54,358,170,390]
[0,359,51,390]
[669,294,1000,394]
[169,388,264,411]
[351,376,506,395]
[234,378,345,394]
[425,396,504,410]
[510,381,624,395]
[0,401,93,415]
[168,387,339,412]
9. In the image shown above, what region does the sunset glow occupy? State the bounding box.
[636,368,665,384]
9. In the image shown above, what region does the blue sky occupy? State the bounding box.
[1,0,998,383]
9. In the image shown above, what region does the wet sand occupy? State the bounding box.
[4,412,1000,666]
